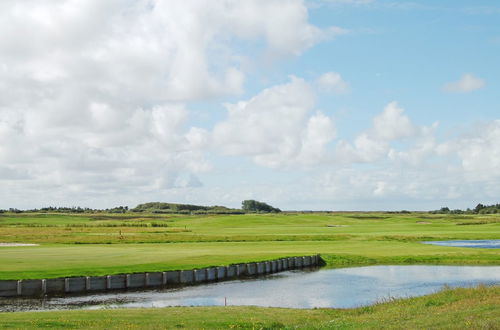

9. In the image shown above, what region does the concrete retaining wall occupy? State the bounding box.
[166,270,180,284]
[0,254,321,297]
[88,276,106,291]
[180,270,194,284]
[216,266,226,280]
[227,265,237,278]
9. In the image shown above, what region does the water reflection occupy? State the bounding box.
[423,240,500,249]
[1,265,499,312]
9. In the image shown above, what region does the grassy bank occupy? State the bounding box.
[1,241,499,280]
[0,285,498,329]
[0,212,499,279]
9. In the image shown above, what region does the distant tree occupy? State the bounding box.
[241,200,281,213]
[439,207,450,213]
[474,203,485,213]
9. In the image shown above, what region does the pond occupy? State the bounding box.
[1,265,499,312]
[423,240,500,249]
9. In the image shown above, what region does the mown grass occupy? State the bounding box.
[1,240,499,280]
[0,212,499,280]
[0,285,498,329]
[1,212,499,244]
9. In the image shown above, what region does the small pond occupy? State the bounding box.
[423,240,500,249]
[1,265,499,312]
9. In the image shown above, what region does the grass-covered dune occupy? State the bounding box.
[0,285,498,329]
[0,212,499,279]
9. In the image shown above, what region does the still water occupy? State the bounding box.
[423,240,500,249]
[1,265,499,312]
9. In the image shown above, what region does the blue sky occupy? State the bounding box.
[0,0,499,210]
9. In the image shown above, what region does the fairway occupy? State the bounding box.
[1,212,499,280]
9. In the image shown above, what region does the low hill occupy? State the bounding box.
[131,202,243,214]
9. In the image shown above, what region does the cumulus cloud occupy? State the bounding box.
[335,102,424,163]
[436,120,500,181]
[0,0,340,207]
[0,0,335,104]
[443,74,485,93]
[317,72,350,94]
[213,76,336,168]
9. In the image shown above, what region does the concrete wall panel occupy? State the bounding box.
[46,278,65,294]
[147,272,163,287]
[246,263,256,276]
[227,265,236,277]
[236,264,246,276]
[216,266,226,280]
[271,260,277,273]
[288,257,295,268]
[0,280,18,297]
[66,277,86,293]
[206,268,216,281]
[19,279,43,296]
[194,269,206,282]
[127,273,145,289]
[180,270,194,284]
[108,275,126,290]
[88,276,106,291]
[277,259,283,272]
[166,271,180,284]
[256,262,265,274]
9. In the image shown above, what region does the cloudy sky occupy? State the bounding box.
[1,0,499,211]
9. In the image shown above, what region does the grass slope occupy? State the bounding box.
[0,285,498,329]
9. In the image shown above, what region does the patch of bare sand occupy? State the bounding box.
[0,243,39,247]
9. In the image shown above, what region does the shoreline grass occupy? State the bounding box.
[0,285,498,329]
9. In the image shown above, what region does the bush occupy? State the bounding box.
[241,200,281,213]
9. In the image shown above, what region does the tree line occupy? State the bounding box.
[432,203,500,215]
[0,200,282,214]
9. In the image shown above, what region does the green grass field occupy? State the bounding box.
[1,212,499,329]
[0,212,499,279]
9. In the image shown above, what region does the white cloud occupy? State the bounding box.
[213,76,336,168]
[438,120,500,181]
[372,101,417,140]
[0,0,339,208]
[335,102,423,163]
[317,72,350,94]
[443,74,485,93]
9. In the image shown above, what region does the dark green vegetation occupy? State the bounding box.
[0,212,498,280]
[241,199,281,213]
[130,202,243,214]
[2,200,282,215]
[0,285,498,329]
[433,202,500,214]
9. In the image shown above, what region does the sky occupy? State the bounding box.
[1,0,500,211]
